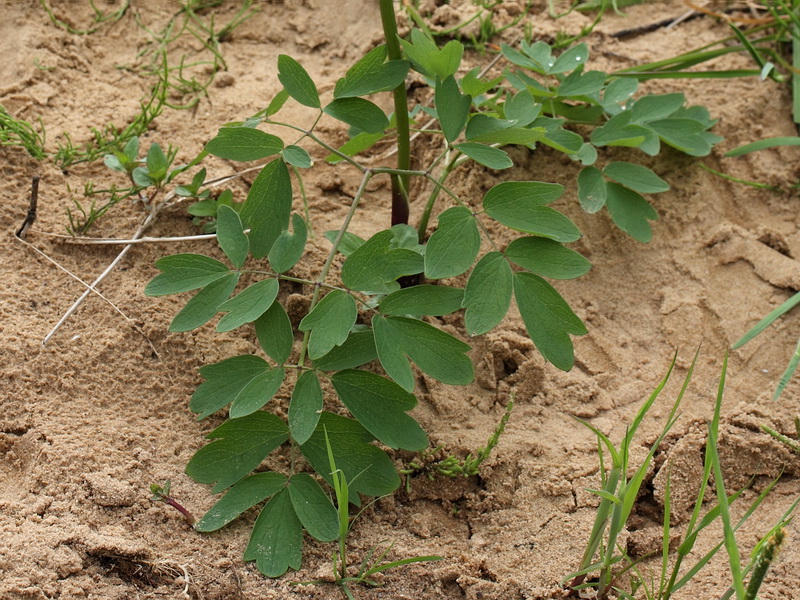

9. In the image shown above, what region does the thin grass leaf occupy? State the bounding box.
[363,554,443,577]
[725,136,800,157]
[774,337,800,400]
[734,292,800,348]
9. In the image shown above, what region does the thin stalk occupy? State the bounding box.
[378,0,411,227]
[417,155,459,239]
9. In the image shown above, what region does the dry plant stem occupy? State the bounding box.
[42,206,159,346]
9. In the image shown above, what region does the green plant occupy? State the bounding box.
[761,416,800,453]
[0,106,48,160]
[293,430,441,599]
[145,5,722,579]
[566,354,798,600]
[149,480,196,526]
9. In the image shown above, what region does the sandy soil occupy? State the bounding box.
[2,1,800,599]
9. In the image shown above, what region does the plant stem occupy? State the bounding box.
[378,0,411,228]
[417,155,458,239]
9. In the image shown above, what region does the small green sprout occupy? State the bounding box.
[150,480,196,527]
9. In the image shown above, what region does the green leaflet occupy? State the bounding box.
[603,161,669,194]
[229,367,285,418]
[435,75,471,143]
[558,69,606,97]
[298,290,357,360]
[169,273,239,333]
[324,230,365,257]
[195,472,287,532]
[254,301,294,365]
[648,118,712,156]
[331,369,428,451]
[483,183,581,242]
[341,229,424,293]
[454,142,513,170]
[602,78,638,115]
[313,329,377,371]
[217,278,279,333]
[424,206,480,279]
[215,205,249,269]
[287,473,338,542]
[281,145,312,168]
[277,55,320,108]
[550,42,590,74]
[629,93,685,122]
[513,272,587,371]
[324,98,389,134]
[268,213,307,273]
[240,160,292,259]
[467,126,546,145]
[505,237,591,280]
[205,127,284,162]
[333,45,410,98]
[398,29,463,80]
[186,412,289,493]
[372,314,473,392]
[289,371,323,445]
[577,166,608,214]
[299,412,400,499]
[244,488,303,577]
[605,182,658,243]
[379,285,464,316]
[504,89,540,126]
[145,254,230,297]
[463,252,513,336]
[191,355,272,419]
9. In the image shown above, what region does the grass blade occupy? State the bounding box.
[731,291,800,348]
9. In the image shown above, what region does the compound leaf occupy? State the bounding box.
[229,367,285,418]
[289,371,323,445]
[288,473,338,542]
[506,237,591,280]
[324,98,389,134]
[205,127,284,162]
[424,206,480,279]
[331,369,428,451]
[605,182,658,243]
[372,315,473,392]
[191,355,272,419]
[169,273,239,333]
[217,278,279,333]
[244,488,302,577]
[454,142,513,170]
[314,330,377,371]
[268,213,307,273]
[514,272,587,371]
[300,412,400,498]
[215,205,249,269]
[240,160,292,259]
[603,161,669,194]
[278,55,320,108]
[255,301,294,364]
[145,254,230,297]
[186,412,289,493]
[195,472,287,532]
[379,285,464,316]
[298,290,357,360]
[463,252,513,336]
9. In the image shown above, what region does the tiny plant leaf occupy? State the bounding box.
[215,205,249,269]
[217,278,280,333]
[195,472,287,532]
[602,162,670,194]
[334,45,410,98]
[577,166,608,214]
[255,302,294,365]
[454,142,513,170]
[425,206,480,279]
[341,230,423,293]
[379,285,464,316]
[186,412,289,493]
[605,182,658,243]
[372,314,473,392]
[324,98,389,134]
[281,145,312,168]
[145,254,230,297]
[331,369,428,450]
[298,290,358,360]
[289,370,323,445]
[463,252,513,336]
[278,55,320,108]
[229,367,285,418]
[191,355,273,419]
[244,488,303,577]
[435,75,471,143]
[169,273,239,332]
[505,237,591,280]
[287,473,339,542]
[268,213,308,273]
[313,330,378,371]
[240,159,292,259]
[205,127,284,162]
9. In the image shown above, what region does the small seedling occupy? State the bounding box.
[150,480,196,526]
[761,416,800,454]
